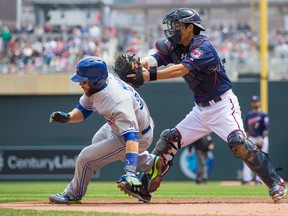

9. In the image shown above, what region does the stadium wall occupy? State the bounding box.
[0,81,287,181]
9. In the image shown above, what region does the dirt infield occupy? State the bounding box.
[1,198,287,216]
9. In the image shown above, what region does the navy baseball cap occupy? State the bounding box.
[251,95,260,102]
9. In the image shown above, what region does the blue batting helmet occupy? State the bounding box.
[71,56,108,88]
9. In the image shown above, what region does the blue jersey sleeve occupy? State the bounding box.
[75,103,93,119]
[152,52,174,67]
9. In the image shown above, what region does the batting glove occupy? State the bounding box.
[49,111,70,123]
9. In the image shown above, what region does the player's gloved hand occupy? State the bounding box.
[49,111,70,123]
[113,52,144,88]
[119,166,142,186]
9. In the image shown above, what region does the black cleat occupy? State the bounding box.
[117,180,151,203]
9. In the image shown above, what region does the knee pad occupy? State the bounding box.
[227,130,246,149]
[227,130,255,160]
[151,128,182,156]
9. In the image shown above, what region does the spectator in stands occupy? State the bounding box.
[1,25,12,58]
[0,23,287,74]
[274,37,288,59]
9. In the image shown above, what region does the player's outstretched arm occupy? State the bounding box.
[140,58,148,69]
[129,63,190,82]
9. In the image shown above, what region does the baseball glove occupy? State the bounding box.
[113,52,144,88]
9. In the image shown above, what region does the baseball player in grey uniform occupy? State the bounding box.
[48,56,163,204]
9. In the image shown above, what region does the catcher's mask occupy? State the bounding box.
[162,8,206,44]
[71,56,108,88]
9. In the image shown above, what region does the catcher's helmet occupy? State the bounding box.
[163,8,205,44]
[71,56,108,88]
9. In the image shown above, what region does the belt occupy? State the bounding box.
[142,125,151,135]
[197,96,222,107]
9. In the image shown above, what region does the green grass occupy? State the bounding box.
[156,181,267,198]
[0,181,268,215]
[0,209,152,216]
[0,181,268,202]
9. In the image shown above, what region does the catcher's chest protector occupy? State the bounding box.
[172,38,220,96]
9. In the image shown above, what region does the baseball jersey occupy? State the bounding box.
[245,111,270,137]
[78,73,151,137]
[152,35,232,103]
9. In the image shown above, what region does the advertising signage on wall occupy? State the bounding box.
[0,146,100,180]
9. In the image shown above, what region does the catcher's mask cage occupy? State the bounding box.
[162,8,206,44]
[71,56,108,88]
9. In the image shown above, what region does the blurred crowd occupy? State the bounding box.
[0,24,118,74]
[0,22,288,74]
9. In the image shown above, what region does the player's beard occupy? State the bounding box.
[84,87,99,97]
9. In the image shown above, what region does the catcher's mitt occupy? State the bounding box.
[113,52,144,88]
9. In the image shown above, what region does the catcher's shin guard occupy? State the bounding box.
[142,128,182,193]
[227,130,283,188]
[151,128,182,177]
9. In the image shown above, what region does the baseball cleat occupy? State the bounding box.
[269,177,287,203]
[117,180,151,203]
[49,192,81,204]
[147,156,164,193]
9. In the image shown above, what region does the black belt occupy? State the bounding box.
[142,125,151,135]
[197,96,222,107]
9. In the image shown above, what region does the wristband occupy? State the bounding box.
[149,67,157,81]
[125,152,139,173]
[75,103,93,119]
